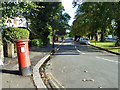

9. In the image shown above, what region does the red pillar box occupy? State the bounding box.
[15,39,32,76]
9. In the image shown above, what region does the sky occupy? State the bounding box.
[62,0,77,26]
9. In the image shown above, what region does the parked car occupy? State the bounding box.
[79,37,90,45]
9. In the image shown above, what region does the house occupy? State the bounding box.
[4,17,27,28]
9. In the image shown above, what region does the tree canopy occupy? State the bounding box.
[1,2,70,45]
[71,2,120,45]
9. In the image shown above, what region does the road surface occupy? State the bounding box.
[46,38,118,88]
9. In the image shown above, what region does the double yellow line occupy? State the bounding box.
[49,72,65,89]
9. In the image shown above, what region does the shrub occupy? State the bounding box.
[2,27,29,56]
[2,27,29,44]
[31,39,43,47]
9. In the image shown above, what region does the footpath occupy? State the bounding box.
[0,41,62,89]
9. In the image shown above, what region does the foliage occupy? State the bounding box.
[53,12,71,31]
[1,2,70,46]
[2,2,41,21]
[29,2,70,45]
[2,27,29,44]
[31,39,43,47]
[72,2,120,43]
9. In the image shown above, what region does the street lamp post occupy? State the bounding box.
[52,7,55,54]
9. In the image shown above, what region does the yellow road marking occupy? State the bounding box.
[50,78,59,88]
[49,72,64,88]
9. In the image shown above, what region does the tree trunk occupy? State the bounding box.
[91,35,93,40]
[95,34,98,41]
[100,29,105,42]
[75,36,77,41]
[115,2,120,46]
[117,20,120,40]
[115,20,120,46]
[100,33,104,42]
[88,34,90,40]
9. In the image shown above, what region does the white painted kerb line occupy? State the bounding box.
[96,56,119,64]
[76,49,85,54]
[75,46,85,54]
[76,49,80,53]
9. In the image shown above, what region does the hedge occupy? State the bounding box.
[31,39,43,47]
[2,27,29,44]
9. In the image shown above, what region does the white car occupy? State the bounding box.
[79,37,90,45]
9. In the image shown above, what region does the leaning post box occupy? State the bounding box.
[15,39,32,76]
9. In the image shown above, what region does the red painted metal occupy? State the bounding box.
[15,39,31,69]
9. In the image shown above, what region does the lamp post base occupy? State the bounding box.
[51,49,55,55]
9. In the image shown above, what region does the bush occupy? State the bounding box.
[2,27,29,56]
[2,27,29,44]
[31,39,43,47]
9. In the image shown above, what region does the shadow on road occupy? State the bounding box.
[74,42,104,53]
[55,53,80,55]
[0,69,20,75]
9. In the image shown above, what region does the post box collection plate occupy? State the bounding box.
[21,47,25,53]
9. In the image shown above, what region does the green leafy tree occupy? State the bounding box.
[72,2,120,44]
[1,2,70,46]
[30,2,70,45]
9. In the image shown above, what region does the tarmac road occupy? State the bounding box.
[46,38,119,88]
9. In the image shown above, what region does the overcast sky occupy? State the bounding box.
[62,0,77,26]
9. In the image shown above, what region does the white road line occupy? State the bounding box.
[96,56,119,64]
[82,52,85,54]
[75,46,76,48]
[75,46,85,54]
[76,49,80,53]
[76,49,85,54]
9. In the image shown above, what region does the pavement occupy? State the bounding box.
[0,44,54,89]
[46,38,119,88]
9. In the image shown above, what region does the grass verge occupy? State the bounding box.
[90,41,120,54]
